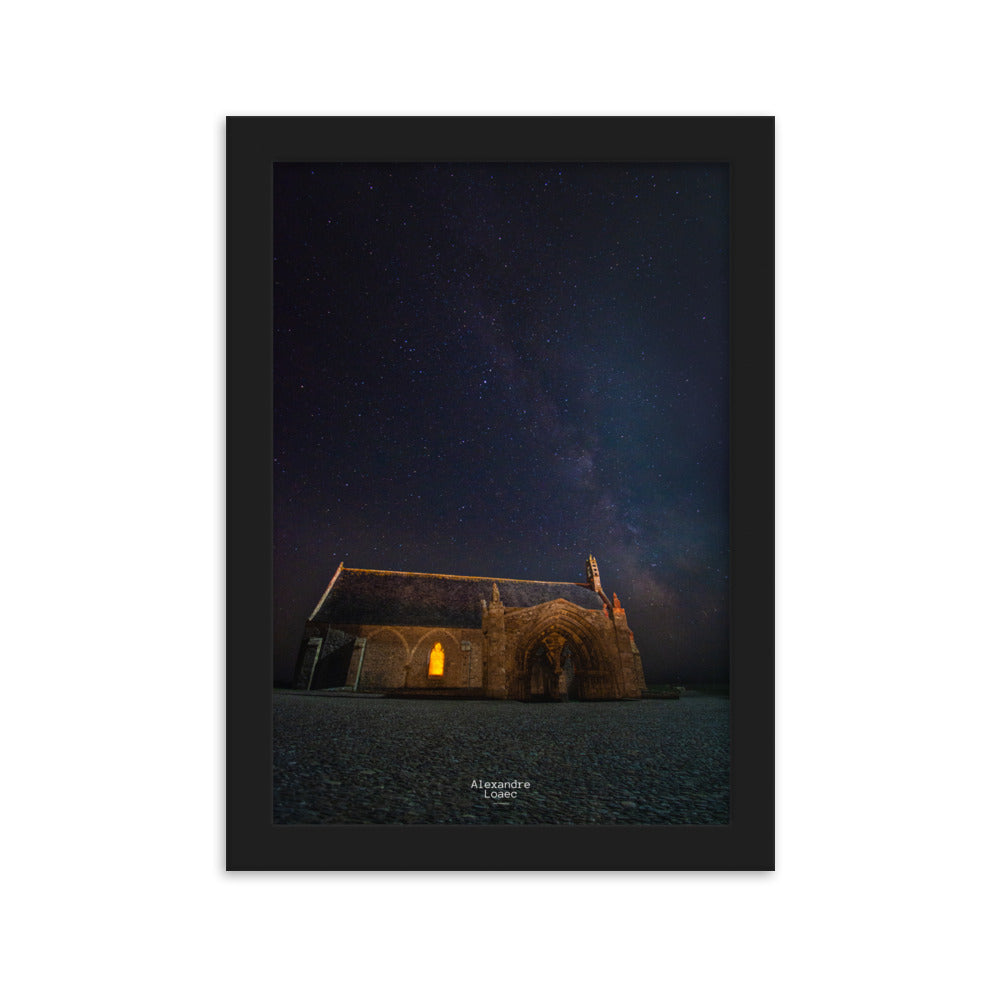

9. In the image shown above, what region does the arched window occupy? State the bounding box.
[428,641,445,677]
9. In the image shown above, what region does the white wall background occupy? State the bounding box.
[2,3,997,998]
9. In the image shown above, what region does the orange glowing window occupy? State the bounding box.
[428,642,444,677]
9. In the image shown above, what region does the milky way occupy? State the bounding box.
[273,162,729,683]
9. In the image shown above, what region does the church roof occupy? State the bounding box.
[308,566,606,628]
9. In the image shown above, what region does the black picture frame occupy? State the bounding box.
[227,116,774,871]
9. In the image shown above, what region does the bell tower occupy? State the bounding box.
[585,553,602,592]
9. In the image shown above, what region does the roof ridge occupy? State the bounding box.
[341,566,588,587]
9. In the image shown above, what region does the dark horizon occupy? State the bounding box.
[273,162,729,686]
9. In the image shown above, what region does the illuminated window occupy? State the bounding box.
[428,642,444,677]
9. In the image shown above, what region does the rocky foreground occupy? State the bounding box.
[273,692,729,825]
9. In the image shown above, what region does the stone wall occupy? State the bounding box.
[292,599,646,699]
[294,622,483,691]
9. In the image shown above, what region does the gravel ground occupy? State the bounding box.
[273,692,730,825]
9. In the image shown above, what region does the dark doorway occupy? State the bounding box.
[523,632,580,701]
[309,631,355,689]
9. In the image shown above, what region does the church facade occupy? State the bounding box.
[292,556,646,700]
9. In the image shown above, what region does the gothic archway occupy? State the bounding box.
[508,601,614,701]
[521,630,585,701]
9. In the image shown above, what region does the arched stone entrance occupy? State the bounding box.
[508,601,616,701]
[521,630,584,701]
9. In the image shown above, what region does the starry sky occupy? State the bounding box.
[273,162,729,685]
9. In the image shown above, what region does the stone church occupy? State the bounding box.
[293,555,646,700]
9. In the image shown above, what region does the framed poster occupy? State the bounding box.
[227,116,773,870]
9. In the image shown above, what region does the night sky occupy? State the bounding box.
[273,162,729,685]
